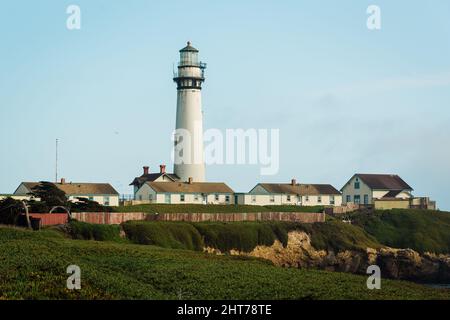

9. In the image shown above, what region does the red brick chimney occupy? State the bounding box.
[188,177,193,184]
[160,164,166,174]
[143,166,149,175]
[291,179,297,186]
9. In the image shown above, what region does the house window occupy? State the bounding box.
[194,194,199,201]
[104,196,110,206]
[354,195,361,204]
[317,196,322,203]
[225,195,230,203]
[149,194,153,201]
[346,195,351,203]
[180,194,185,202]
[354,178,360,189]
[330,195,335,205]
[270,195,275,203]
[215,194,219,201]
[364,194,369,205]
[89,196,94,201]
[305,196,309,202]
[139,195,143,201]
[251,195,256,203]
[287,195,291,202]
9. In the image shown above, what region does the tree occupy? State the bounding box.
[29,181,67,212]
[0,198,25,225]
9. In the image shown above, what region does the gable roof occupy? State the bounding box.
[356,174,413,191]
[17,182,119,196]
[129,173,179,187]
[145,182,234,194]
[257,183,341,195]
[382,190,403,198]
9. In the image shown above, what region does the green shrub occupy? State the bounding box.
[193,222,293,252]
[68,221,122,242]
[121,220,382,254]
[0,198,23,225]
[122,221,203,251]
[299,221,381,252]
[121,221,297,253]
[352,209,450,254]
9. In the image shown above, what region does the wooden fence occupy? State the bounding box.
[70,212,147,225]
[71,212,325,225]
[27,213,69,226]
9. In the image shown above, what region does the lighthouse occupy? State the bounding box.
[173,42,207,182]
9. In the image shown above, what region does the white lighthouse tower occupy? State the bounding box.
[173,42,207,182]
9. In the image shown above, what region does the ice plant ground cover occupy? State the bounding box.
[0,225,449,300]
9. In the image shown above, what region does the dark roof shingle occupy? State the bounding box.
[146,182,234,194]
[130,173,179,187]
[258,183,341,195]
[356,174,413,190]
[20,182,119,196]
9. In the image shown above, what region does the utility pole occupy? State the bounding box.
[55,139,58,183]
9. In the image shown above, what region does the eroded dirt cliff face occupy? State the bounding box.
[205,231,450,282]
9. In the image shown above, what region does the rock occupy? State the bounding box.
[204,231,450,282]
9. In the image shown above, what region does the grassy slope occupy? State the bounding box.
[113,204,324,214]
[1,226,449,300]
[300,220,382,252]
[120,220,382,253]
[352,209,450,254]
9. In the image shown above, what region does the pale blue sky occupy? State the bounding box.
[1,1,449,209]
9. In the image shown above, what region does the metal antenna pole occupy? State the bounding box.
[55,139,58,183]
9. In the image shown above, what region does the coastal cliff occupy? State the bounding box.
[206,231,450,282]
